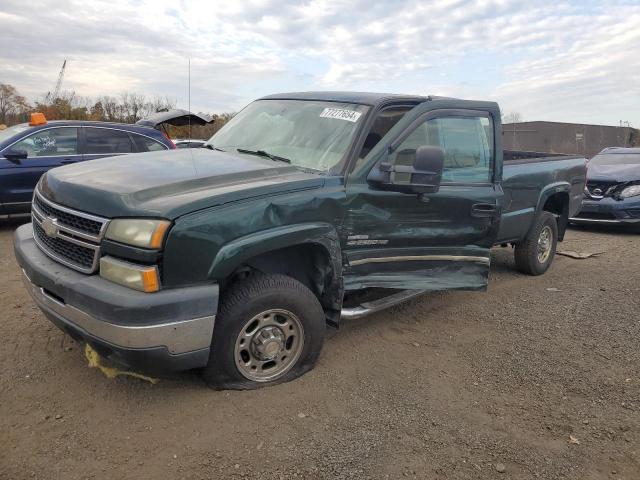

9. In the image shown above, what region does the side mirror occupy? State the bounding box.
[2,149,28,164]
[367,145,444,194]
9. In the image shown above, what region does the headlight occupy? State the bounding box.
[105,219,170,249]
[620,185,640,198]
[100,256,160,292]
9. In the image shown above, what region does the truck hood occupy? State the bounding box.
[587,161,640,183]
[39,149,324,219]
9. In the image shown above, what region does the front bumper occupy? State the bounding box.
[14,223,218,374]
[570,197,640,225]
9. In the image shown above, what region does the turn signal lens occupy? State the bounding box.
[99,256,160,292]
[140,268,160,292]
[149,221,170,249]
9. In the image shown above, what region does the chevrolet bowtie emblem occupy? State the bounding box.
[42,217,58,237]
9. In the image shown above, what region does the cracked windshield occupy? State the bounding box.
[207,99,369,172]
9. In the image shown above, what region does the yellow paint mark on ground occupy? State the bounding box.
[84,344,158,384]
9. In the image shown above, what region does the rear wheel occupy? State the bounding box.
[202,273,325,390]
[514,211,558,275]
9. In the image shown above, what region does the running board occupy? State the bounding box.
[340,290,427,320]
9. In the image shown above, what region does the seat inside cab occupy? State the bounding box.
[356,106,413,163]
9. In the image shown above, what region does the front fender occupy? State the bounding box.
[209,222,342,281]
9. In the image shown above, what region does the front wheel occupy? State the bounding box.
[514,211,558,275]
[202,274,326,390]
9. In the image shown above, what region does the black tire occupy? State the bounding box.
[202,273,325,390]
[514,211,558,276]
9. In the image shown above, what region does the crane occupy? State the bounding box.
[45,59,67,104]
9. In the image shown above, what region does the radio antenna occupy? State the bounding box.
[188,57,191,142]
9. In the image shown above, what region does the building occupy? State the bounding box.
[502,121,637,158]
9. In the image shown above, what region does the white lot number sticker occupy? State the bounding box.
[319,107,362,123]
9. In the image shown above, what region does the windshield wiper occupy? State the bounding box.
[236,148,291,164]
[204,144,226,152]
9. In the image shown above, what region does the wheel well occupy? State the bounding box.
[223,243,342,324]
[542,191,569,240]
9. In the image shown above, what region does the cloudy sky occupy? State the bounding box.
[1,0,639,126]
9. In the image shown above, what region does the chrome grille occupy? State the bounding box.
[33,222,96,270]
[31,188,109,274]
[33,194,103,236]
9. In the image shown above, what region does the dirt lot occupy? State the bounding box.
[0,221,638,480]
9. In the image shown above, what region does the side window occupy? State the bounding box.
[84,128,135,154]
[388,121,437,183]
[133,134,167,152]
[12,128,78,157]
[390,115,494,183]
[353,106,412,171]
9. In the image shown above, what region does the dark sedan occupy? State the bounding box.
[0,109,212,218]
[571,147,640,225]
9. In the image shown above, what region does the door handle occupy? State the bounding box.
[60,158,77,164]
[471,203,497,217]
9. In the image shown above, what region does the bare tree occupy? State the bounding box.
[0,83,223,130]
[0,84,31,124]
[147,95,177,115]
[90,100,105,120]
[128,93,147,122]
[98,96,119,122]
[503,112,523,124]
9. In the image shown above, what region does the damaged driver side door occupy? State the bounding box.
[342,105,502,292]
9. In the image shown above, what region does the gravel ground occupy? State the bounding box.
[0,221,638,480]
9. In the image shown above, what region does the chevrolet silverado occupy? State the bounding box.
[14,92,587,389]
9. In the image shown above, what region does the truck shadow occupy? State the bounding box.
[0,218,30,232]
[488,247,518,275]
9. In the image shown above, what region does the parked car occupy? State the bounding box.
[0,109,212,218]
[14,92,586,389]
[175,139,207,149]
[570,147,640,225]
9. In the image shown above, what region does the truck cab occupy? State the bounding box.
[14,92,586,389]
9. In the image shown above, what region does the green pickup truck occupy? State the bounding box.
[14,92,586,389]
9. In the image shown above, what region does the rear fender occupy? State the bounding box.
[535,182,571,241]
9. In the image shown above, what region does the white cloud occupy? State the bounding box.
[0,0,638,126]
[493,3,640,124]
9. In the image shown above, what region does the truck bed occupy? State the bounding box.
[497,150,586,244]
[503,150,570,162]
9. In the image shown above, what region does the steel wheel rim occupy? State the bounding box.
[234,309,304,382]
[537,225,553,263]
